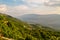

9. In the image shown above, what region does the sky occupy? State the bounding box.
[0,0,60,17]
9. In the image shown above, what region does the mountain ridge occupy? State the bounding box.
[18,14,60,30]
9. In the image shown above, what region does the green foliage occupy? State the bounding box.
[0,13,60,40]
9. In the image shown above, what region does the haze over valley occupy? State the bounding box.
[17,14,60,30]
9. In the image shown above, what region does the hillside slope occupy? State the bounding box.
[0,13,60,40]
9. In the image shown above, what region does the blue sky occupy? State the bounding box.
[0,0,60,17]
[0,0,24,6]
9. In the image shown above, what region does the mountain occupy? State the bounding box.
[0,13,33,40]
[0,13,60,40]
[19,14,60,30]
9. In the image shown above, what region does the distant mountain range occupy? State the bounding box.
[18,14,60,30]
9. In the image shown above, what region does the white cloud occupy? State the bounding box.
[0,0,60,17]
[7,5,60,17]
[0,4,7,13]
[6,5,30,17]
[44,0,60,6]
[22,0,60,7]
[24,0,48,3]
[23,0,49,7]
[0,4,60,17]
[14,5,29,10]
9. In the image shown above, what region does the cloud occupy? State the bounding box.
[23,0,49,7]
[7,5,60,17]
[24,0,48,3]
[44,0,60,6]
[6,5,30,17]
[0,0,60,17]
[0,4,7,13]
[0,4,60,17]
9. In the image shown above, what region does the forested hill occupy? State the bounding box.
[0,13,60,40]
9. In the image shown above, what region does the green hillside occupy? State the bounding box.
[0,13,60,40]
